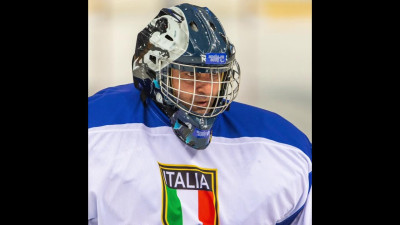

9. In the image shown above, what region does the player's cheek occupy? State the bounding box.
[213,82,220,96]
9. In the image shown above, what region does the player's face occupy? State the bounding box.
[171,68,221,115]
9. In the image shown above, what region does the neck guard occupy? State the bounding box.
[170,109,216,150]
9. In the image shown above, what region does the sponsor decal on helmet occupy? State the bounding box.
[205,53,226,65]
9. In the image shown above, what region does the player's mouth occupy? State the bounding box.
[196,100,209,107]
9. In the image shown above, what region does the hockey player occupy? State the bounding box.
[89,3,312,225]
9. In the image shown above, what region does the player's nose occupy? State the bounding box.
[195,73,213,94]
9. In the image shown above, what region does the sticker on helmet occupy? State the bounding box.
[153,79,160,89]
[205,53,226,65]
[156,92,163,103]
[193,128,211,138]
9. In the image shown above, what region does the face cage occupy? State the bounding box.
[158,60,240,118]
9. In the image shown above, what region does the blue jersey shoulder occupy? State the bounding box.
[214,102,312,160]
[88,83,169,129]
[88,84,311,160]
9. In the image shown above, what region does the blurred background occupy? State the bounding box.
[88,0,312,141]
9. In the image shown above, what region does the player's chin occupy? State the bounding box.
[191,107,212,116]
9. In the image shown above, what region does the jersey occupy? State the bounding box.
[88,83,312,225]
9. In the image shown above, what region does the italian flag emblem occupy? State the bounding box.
[158,162,219,225]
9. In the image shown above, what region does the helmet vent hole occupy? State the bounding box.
[165,35,173,41]
[189,21,199,32]
[209,21,216,31]
[149,55,156,64]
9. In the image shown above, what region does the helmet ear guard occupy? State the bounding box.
[132,3,241,149]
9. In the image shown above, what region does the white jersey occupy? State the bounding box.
[88,84,312,225]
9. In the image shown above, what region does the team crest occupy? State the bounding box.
[158,162,219,225]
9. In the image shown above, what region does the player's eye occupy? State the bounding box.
[181,72,195,77]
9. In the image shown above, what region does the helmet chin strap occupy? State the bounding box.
[170,109,216,150]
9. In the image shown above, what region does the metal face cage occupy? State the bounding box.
[159,60,240,118]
